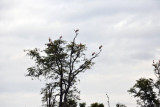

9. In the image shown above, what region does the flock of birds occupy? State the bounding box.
[48,29,102,56]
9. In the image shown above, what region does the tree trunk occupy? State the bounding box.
[59,70,63,107]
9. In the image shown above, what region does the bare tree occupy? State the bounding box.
[106,93,110,107]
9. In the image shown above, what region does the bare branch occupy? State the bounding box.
[106,93,110,107]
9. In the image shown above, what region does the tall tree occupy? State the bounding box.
[25,30,102,107]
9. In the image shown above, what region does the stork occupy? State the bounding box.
[74,29,79,33]
[92,52,95,56]
[99,45,102,49]
[60,36,62,39]
[49,37,52,42]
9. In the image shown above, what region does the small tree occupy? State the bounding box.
[79,102,86,107]
[66,99,77,107]
[25,30,102,107]
[90,102,104,107]
[116,103,127,107]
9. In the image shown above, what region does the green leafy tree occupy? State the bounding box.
[25,30,102,107]
[128,78,159,107]
[79,102,86,107]
[116,103,127,107]
[41,83,57,107]
[98,104,104,107]
[153,60,160,94]
[66,99,77,107]
[90,102,104,107]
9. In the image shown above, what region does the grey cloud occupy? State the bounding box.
[0,0,160,107]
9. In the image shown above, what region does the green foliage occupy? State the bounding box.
[116,103,127,107]
[79,102,86,107]
[128,78,159,107]
[153,60,160,95]
[90,102,104,107]
[66,99,77,107]
[25,30,102,107]
[98,104,104,107]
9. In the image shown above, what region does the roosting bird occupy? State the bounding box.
[74,29,79,33]
[92,52,95,56]
[99,45,102,49]
[60,36,62,39]
[49,37,52,42]
[152,60,157,68]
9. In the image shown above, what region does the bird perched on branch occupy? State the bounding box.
[92,52,95,56]
[99,45,102,49]
[60,36,62,39]
[152,60,157,68]
[49,37,52,42]
[79,43,82,46]
[74,29,79,33]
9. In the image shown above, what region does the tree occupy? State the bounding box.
[90,102,104,107]
[25,30,102,107]
[98,104,104,107]
[153,60,160,94]
[41,83,57,107]
[153,60,160,78]
[79,102,86,107]
[128,78,159,107]
[66,99,77,107]
[116,103,127,107]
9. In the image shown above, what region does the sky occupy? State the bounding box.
[0,0,160,107]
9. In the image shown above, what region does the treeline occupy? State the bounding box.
[63,100,126,107]
[25,30,160,107]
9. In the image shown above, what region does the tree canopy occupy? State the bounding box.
[25,30,102,107]
[127,60,160,107]
[128,78,159,107]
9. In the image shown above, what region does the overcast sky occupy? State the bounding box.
[0,0,160,107]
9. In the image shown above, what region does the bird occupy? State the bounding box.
[74,29,79,33]
[92,52,95,56]
[49,37,52,42]
[152,60,157,68]
[79,43,82,46]
[60,36,62,39]
[99,45,102,49]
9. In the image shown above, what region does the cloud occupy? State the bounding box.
[0,0,160,107]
